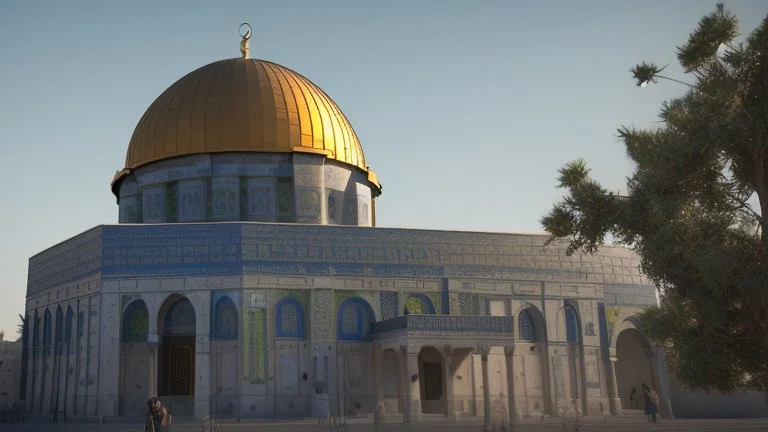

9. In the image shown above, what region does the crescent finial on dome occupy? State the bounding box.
[239,23,252,59]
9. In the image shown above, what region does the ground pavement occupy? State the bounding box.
[3,416,768,432]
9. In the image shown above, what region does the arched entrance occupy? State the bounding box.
[563,304,586,414]
[516,306,550,416]
[120,299,149,416]
[158,295,196,417]
[404,294,436,315]
[614,327,656,412]
[419,346,445,414]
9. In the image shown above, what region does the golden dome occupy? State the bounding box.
[115,57,379,190]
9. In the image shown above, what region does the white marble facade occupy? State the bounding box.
[22,224,680,424]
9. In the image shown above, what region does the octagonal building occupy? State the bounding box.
[24,34,759,424]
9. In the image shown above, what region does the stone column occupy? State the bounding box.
[651,347,674,419]
[373,343,384,424]
[475,345,491,431]
[97,292,121,417]
[147,338,159,400]
[193,294,212,419]
[504,345,517,429]
[442,346,456,421]
[607,348,622,416]
[402,345,421,424]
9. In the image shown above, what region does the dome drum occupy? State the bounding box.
[116,152,376,226]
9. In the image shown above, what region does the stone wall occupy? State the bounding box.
[0,338,22,411]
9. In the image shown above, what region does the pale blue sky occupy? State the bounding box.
[0,0,765,337]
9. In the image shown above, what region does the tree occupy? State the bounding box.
[16,314,25,342]
[541,4,768,393]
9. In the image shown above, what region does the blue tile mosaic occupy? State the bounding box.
[101,224,242,278]
[597,302,610,361]
[371,315,514,335]
[27,227,102,294]
[122,299,149,343]
[28,222,658,306]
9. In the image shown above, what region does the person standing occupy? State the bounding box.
[649,389,660,423]
[144,397,170,432]
[629,386,638,408]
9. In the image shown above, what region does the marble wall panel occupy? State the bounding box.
[142,186,166,224]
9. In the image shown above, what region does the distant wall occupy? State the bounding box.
[669,374,768,419]
[0,340,22,410]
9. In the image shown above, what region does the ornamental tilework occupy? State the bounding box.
[122,299,149,343]
[100,224,241,278]
[28,222,659,319]
[242,307,267,384]
[334,291,357,311]
[310,290,333,340]
[276,290,307,306]
[405,295,432,314]
[27,227,102,295]
[427,292,441,313]
[458,293,478,315]
[380,291,398,320]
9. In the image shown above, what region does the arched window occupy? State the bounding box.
[404,294,436,315]
[565,306,579,344]
[336,297,374,341]
[42,309,52,358]
[65,307,74,344]
[275,297,305,339]
[122,300,149,343]
[213,296,238,340]
[54,306,63,356]
[518,308,536,341]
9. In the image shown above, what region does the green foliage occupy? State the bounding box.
[542,5,768,392]
[16,313,25,342]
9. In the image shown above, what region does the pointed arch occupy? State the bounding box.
[159,294,196,336]
[65,306,74,344]
[404,293,436,315]
[518,308,537,341]
[565,305,580,344]
[122,299,149,343]
[54,306,63,355]
[32,310,40,359]
[336,297,375,341]
[275,297,305,339]
[213,295,238,340]
[42,309,52,358]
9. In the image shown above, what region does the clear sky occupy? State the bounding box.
[0,0,765,338]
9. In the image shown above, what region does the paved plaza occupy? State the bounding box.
[3,417,768,432]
